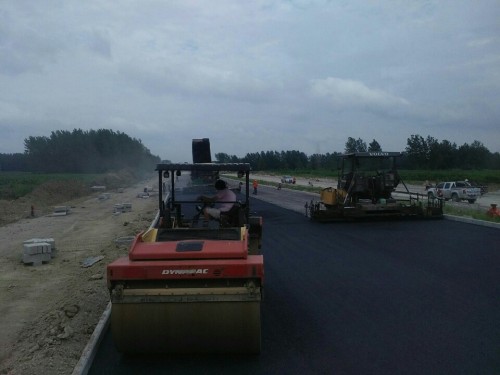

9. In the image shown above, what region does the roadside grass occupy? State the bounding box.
[444,203,500,223]
[398,169,500,185]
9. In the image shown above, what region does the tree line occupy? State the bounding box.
[0,129,160,173]
[1,131,498,173]
[215,135,500,171]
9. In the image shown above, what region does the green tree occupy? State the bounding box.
[23,128,160,173]
[458,140,490,169]
[405,134,429,169]
[345,137,367,153]
[368,139,382,152]
[429,139,457,169]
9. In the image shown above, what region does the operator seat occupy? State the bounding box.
[219,202,246,228]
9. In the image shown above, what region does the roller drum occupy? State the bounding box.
[111,300,261,354]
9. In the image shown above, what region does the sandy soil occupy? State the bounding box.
[0,177,158,375]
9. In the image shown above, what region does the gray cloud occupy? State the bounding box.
[0,0,499,162]
[309,77,409,110]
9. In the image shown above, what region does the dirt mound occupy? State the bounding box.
[30,180,89,204]
[0,170,145,227]
[90,169,140,190]
[0,180,89,227]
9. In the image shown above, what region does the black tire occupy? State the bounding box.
[452,193,460,202]
[468,199,476,204]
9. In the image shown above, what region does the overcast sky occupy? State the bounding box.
[1,1,499,162]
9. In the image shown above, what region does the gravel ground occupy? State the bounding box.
[0,177,158,375]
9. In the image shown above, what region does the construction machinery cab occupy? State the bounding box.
[157,163,253,231]
[339,152,402,204]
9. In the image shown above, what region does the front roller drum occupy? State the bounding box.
[111,300,261,354]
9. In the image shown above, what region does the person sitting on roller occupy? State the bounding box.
[198,179,236,220]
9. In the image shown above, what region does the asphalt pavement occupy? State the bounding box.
[89,187,500,375]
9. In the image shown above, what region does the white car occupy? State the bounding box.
[281,176,294,183]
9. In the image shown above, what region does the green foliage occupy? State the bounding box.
[368,139,382,152]
[404,135,497,169]
[20,128,160,173]
[345,137,367,153]
[218,135,499,172]
[0,153,28,171]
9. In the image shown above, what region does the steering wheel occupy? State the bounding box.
[193,198,214,223]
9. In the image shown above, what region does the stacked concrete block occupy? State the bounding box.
[23,237,56,258]
[22,238,56,265]
[24,237,56,252]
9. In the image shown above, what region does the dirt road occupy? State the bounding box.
[0,177,158,375]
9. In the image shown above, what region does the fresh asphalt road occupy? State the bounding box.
[90,194,499,375]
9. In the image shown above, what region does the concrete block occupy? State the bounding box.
[24,243,42,255]
[22,252,51,266]
[113,204,124,213]
[24,238,56,250]
[23,242,51,255]
[23,237,57,258]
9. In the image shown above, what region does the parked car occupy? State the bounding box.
[427,181,481,203]
[281,175,294,183]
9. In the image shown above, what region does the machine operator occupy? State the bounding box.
[198,179,236,220]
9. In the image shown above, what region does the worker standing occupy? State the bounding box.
[252,180,258,195]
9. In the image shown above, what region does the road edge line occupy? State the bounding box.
[444,214,500,229]
[72,301,111,375]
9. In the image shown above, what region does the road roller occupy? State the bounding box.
[107,162,264,354]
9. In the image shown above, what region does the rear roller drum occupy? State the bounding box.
[111,301,261,354]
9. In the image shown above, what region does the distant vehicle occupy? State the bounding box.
[427,181,481,203]
[281,176,294,183]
